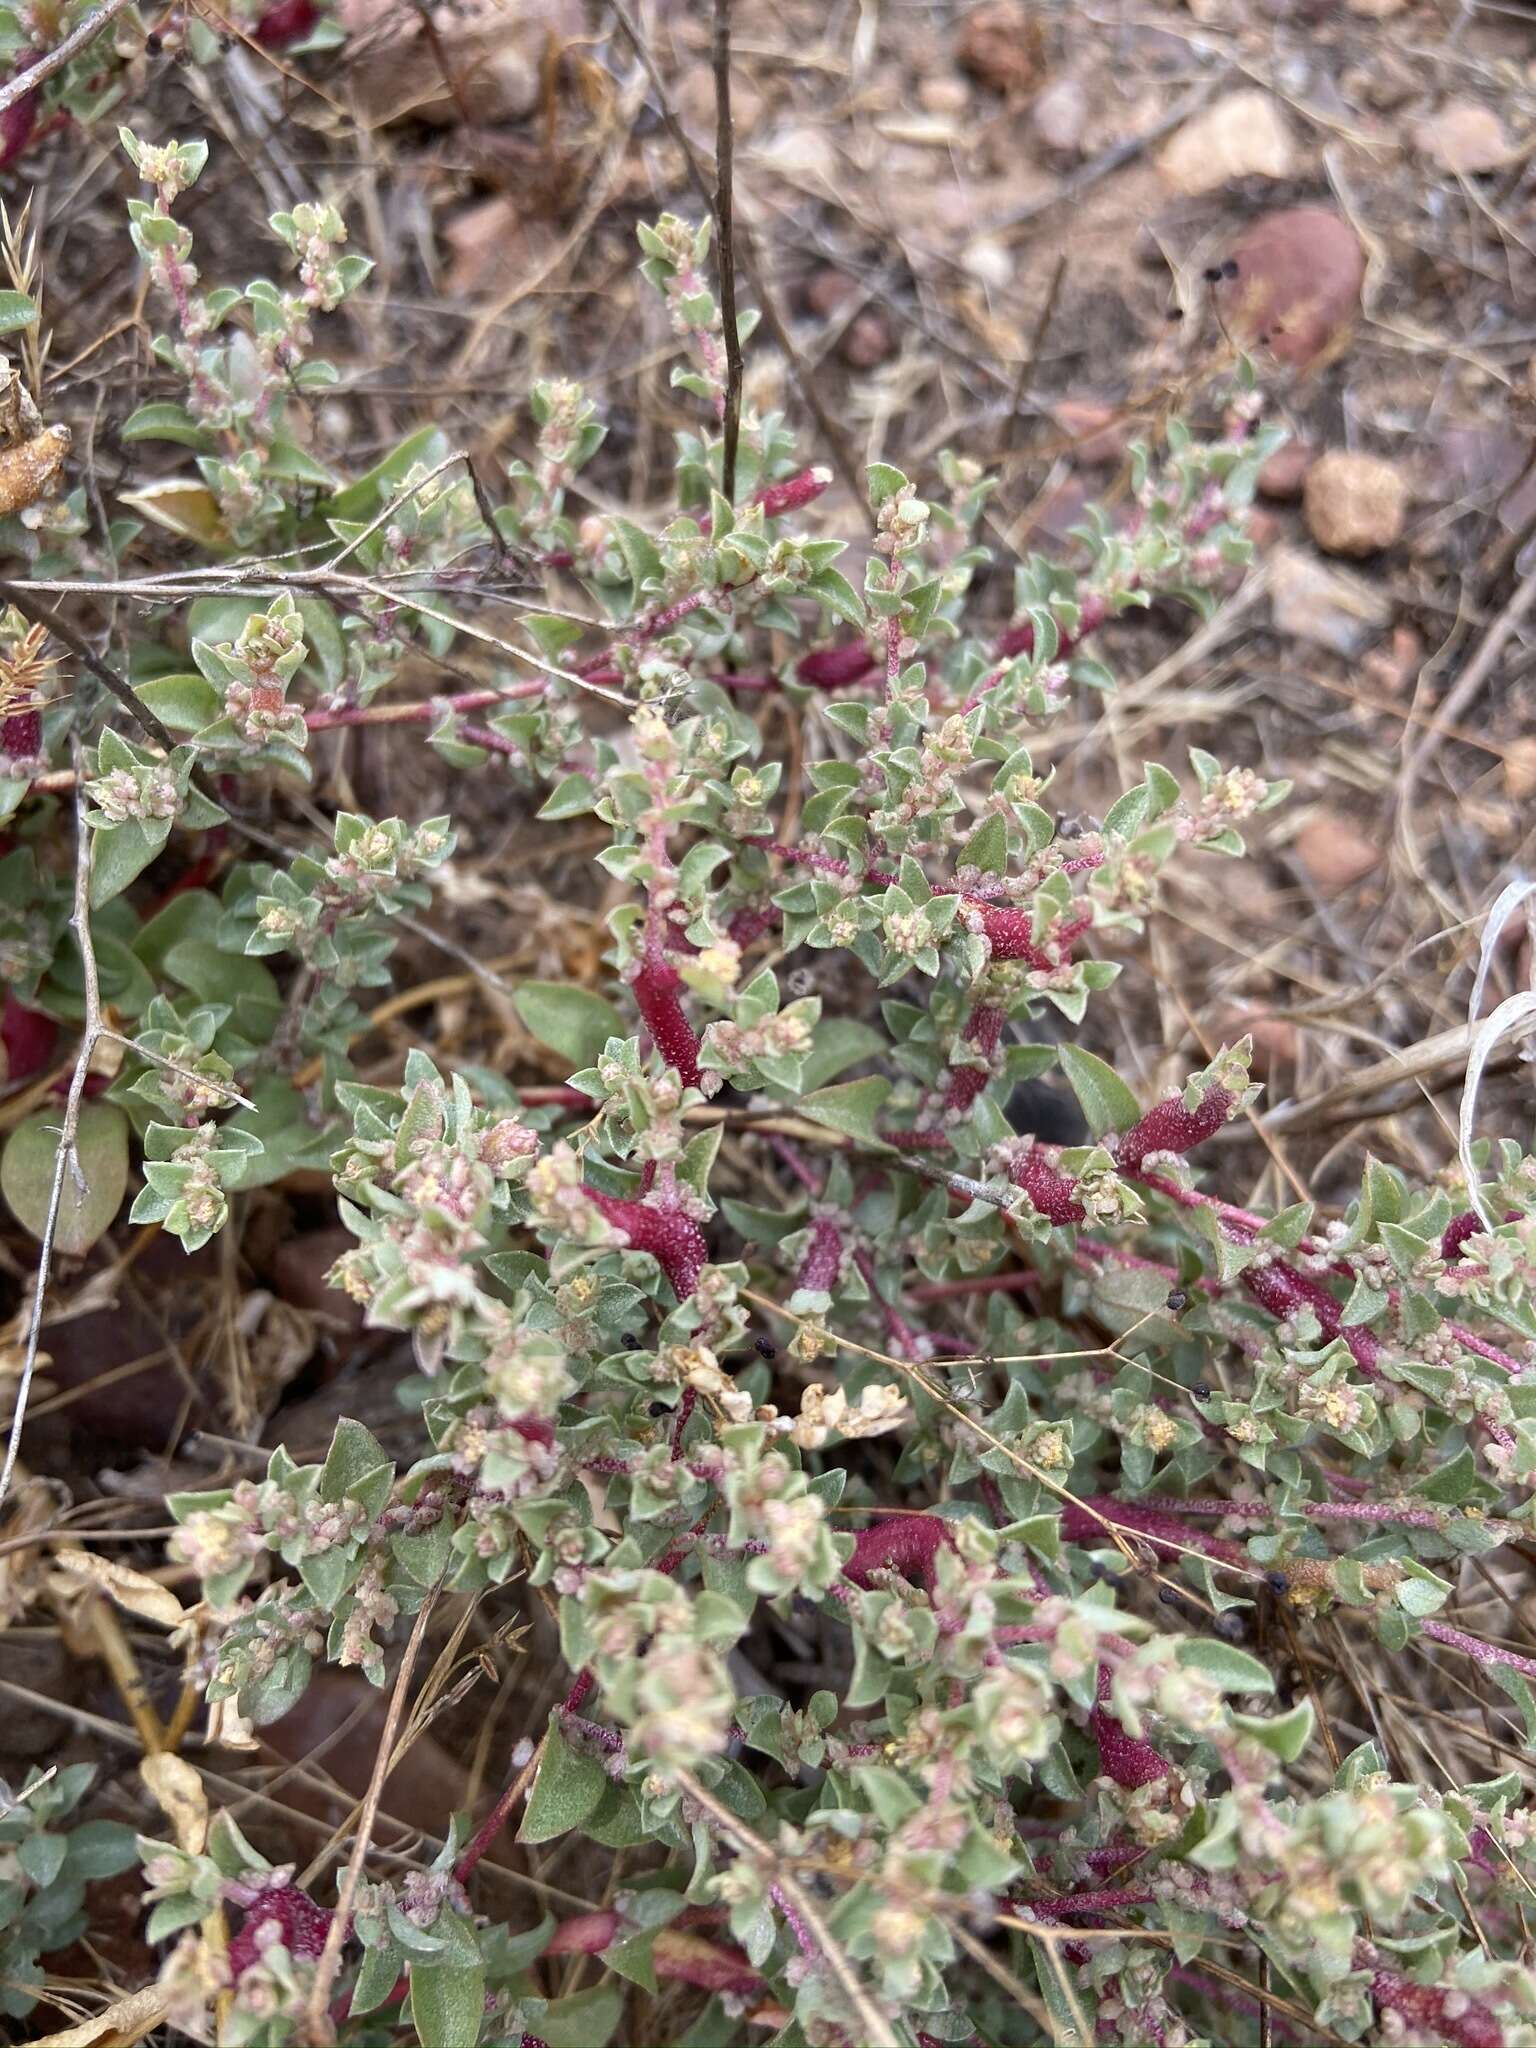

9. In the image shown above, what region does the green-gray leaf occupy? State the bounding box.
[798,1076,891,1142]
[409,1958,484,2048]
[519,1715,607,1844]
[2,1102,130,1257]
[513,981,624,1071]
[1057,1044,1142,1139]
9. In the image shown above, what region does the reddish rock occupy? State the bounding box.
[954,1,1043,96]
[1214,208,1366,369]
[1051,399,1128,466]
[800,268,895,367]
[1294,809,1381,893]
[1217,1005,1298,1079]
[1257,441,1316,501]
[262,1670,468,1834]
[268,1226,366,1332]
[0,993,57,1084]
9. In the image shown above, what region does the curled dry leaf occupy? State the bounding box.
[31,1984,171,2048]
[52,1545,186,1631]
[0,422,69,518]
[0,1473,56,1627]
[140,1750,209,1854]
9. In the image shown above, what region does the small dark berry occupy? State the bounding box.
[1166,1288,1189,1312]
[1192,1381,1211,1401]
[1203,264,1225,284]
[1265,1570,1289,1593]
[622,1332,642,1350]
[648,1399,668,1417]
[754,1336,777,1359]
[1222,257,1240,278]
[1158,1586,1183,1607]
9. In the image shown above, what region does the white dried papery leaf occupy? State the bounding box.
[0,1472,57,1627]
[140,1750,209,1853]
[1460,877,1536,1227]
[205,1694,260,1751]
[1468,875,1536,1033]
[1460,988,1536,1229]
[52,1545,186,1630]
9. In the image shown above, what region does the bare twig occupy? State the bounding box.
[671,1766,900,2048]
[608,0,872,524]
[1005,252,1066,457]
[0,746,102,1511]
[712,0,742,502]
[1398,561,1536,804]
[302,1580,442,2044]
[984,74,1225,237]
[0,580,178,754]
[98,1028,257,1113]
[0,0,138,117]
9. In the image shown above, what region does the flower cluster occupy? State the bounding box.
[7,150,1536,2048]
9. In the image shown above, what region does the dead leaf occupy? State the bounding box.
[0,424,69,518]
[52,1547,186,1631]
[0,1474,57,1628]
[31,1985,171,2048]
[141,1751,208,1853]
[206,1695,260,1751]
[117,479,229,546]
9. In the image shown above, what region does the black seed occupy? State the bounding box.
[754,1336,777,1359]
[622,1333,641,1350]
[1203,264,1225,283]
[648,1400,668,1417]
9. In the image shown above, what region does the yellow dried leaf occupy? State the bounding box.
[117,477,228,545]
[141,1751,208,1853]
[0,423,69,518]
[52,1547,186,1631]
[31,1984,170,2047]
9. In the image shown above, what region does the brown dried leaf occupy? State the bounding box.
[0,423,68,518]
[141,1751,208,1853]
[52,1546,186,1631]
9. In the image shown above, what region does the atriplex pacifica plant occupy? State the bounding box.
[4,139,1536,2048]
